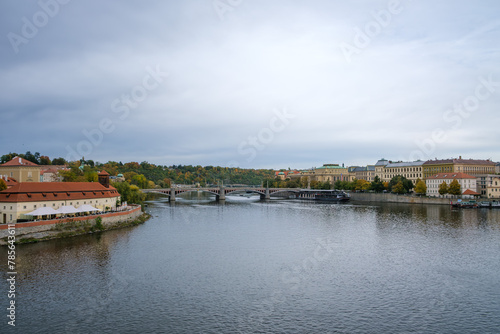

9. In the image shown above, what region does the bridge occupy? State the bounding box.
[142,187,302,201]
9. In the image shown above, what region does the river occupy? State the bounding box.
[2,196,500,333]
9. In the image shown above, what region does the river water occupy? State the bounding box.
[2,196,500,333]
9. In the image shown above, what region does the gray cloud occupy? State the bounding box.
[1,0,499,168]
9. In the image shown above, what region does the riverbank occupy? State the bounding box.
[349,192,455,205]
[0,205,149,245]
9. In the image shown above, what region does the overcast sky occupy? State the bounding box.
[1,0,499,169]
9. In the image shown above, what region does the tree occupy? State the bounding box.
[448,179,461,196]
[131,174,149,189]
[414,179,427,196]
[383,181,389,191]
[0,179,7,191]
[112,182,145,204]
[392,181,406,194]
[438,181,449,196]
[355,179,371,191]
[52,157,67,165]
[23,151,40,164]
[310,180,322,189]
[370,176,385,192]
[84,171,98,182]
[389,175,413,193]
[39,156,51,165]
[1,153,18,164]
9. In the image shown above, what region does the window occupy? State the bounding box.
[23,206,26,209]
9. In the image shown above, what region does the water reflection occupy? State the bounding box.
[373,202,500,230]
[1,200,499,333]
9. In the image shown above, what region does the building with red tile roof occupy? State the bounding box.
[0,156,41,182]
[0,174,120,223]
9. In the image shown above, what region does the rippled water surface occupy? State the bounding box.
[2,198,500,333]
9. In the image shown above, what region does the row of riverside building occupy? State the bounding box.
[277,157,500,199]
[0,157,120,224]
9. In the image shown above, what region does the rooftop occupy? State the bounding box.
[0,156,39,167]
[426,172,476,180]
[423,158,496,166]
[0,182,119,203]
[386,161,424,168]
[375,159,389,166]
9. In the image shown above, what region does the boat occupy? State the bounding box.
[313,190,350,203]
[479,201,491,208]
[491,201,500,208]
[452,200,478,208]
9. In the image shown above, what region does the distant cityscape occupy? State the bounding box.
[1,154,500,224]
[276,157,500,199]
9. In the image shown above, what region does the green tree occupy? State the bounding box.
[39,156,51,165]
[59,169,78,182]
[438,181,449,196]
[389,175,413,193]
[85,171,98,182]
[52,157,67,165]
[131,174,149,189]
[1,153,18,164]
[23,151,40,164]
[414,179,427,196]
[112,182,146,204]
[392,181,405,194]
[448,179,461,196]
[370,176,385,192]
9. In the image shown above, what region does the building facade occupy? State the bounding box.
[425,172,477,198]
[352,166,376,182]
[0,157,41,182]
[374,159,389,180]
[0,173,120,224]
[40,165,68,182]
[423,157,496,178]
[299,164,353,184]
[382,161,424,184]
[486,177,500,199]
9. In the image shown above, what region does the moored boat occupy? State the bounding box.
[314,190,350,203]
[452,200,478,208]
[479,201,491,208]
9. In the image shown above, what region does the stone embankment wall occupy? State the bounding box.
[349,193,453,205]
[0,205,143,239]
